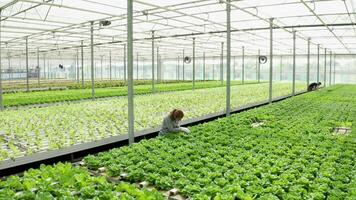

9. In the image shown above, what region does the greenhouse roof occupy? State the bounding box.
[0,0,356,58]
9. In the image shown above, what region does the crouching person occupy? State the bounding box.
[159,109,190,135]
[307,82,322,91]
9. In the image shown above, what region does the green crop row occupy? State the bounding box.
[3,81,253,107]
[3,80,198,92]
[0,163,164,200]
[83,85,356,199]
[0,83,304,161]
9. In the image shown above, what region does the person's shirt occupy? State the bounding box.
[308,82,317,91]
[159,115,181,135]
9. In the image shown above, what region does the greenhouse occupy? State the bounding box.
[0,0,355,199]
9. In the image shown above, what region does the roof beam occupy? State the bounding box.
[300,0,351,53]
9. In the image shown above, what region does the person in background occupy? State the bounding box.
[307,82,322,91]
[159,109,190,135]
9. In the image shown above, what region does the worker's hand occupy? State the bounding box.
[180,127,190,134]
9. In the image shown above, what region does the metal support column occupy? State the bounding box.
[43,54,46,79]
[324,48,327,87]
[220,42,224,85]
[127,0,135,145]
[76,49,79,83]
[0,10,3,110]
[280,56,283,81]
[109,51,112,80]
[136,52,139,80]
[233,56,236,80]
[26,36,29,92]
[124,44,127,81]
[333,54,336,85]
[37,47,40,86]
[317,44,320,83]
[292,31,296,96]
[157,47,160,83]
[177,56,180,81]
[193,38,196,90]
[307,38,310,87]
[81,41,84,87]
[100,55,103,80]
[8,55,11,82]
[151,31,155,92]
[226,0,231,116]
[176,56,179,80]
[142,58,145,79]
[258,49,261,83]
[203,52,206,81]
[269,18,274,103]
[329,52,332,86]
[213,64,215,80]
[90,21,95,99]
[242,46,245,84]
[182,49,185,81]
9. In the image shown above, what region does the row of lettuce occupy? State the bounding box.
[0,83,303,162]
[3,81,247,107]
[0,163,165,199]
[83,85,355,199]
[3,80,193,92]
[0,85,354,199]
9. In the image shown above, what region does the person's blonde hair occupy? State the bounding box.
[169,109,184,120]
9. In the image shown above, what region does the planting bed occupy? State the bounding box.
[0,163,164,199]
[83,85,355,199]
[3,80,248,107]
[0,83,304,162]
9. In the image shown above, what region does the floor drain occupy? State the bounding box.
[333,127,351,135]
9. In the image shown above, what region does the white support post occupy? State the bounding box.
[90,21,95,99]
[100,55,103,80]
[333,54,336,85]
[280,56,283,81]
[329,52,332,86]
[220,42,224,85]
[258,49,260,83]
[324,48,327,87]
[242,46,245,84]
[177,56,180,81]
[26,36,29,92]
[8,54,11,83]
[203,52,206,81]
[233,56,236,80]
[292,30,296,96]
[109,51,112,80]
[182,49,185,81]
[226,0,231,116]
[127,0,135,145]
[43,54,46,80]
[136,52,139,80]
[317,44,320,83]
[213,64,215,80]
[157,47,159,83]
[0,10,3,110]
[176,56,178,80]
[193,37,196,90]
[81,40,84,87]
[37,47,40,86]
[307,38,310,87]
[142,57,145,80]
[76,49,79,83]
[269,18,274,103]
[124,43,127,82]
[151,31,155,92]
